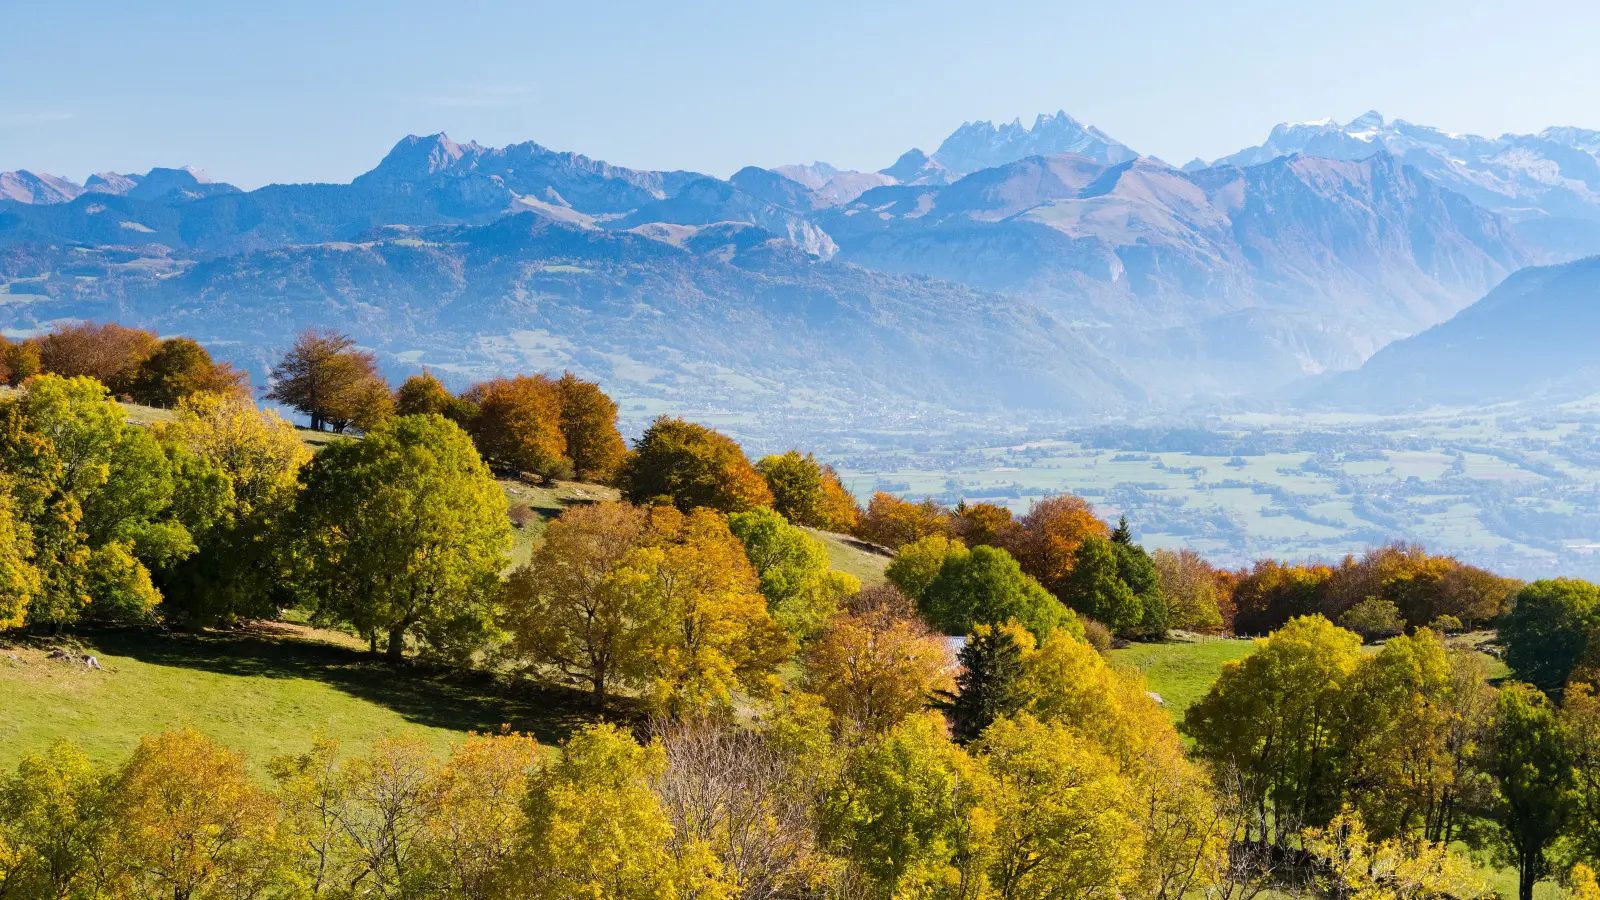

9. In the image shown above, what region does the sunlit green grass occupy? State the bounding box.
[0,625,606,777]
[1107,636,1257,723]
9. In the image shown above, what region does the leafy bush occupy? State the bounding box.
[1339,598,1405,642]
[1429,614,1464,634]
[1080,619,1113,653]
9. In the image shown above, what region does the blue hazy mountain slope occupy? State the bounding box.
[1308,255,1600,408]
[0,213,1144,419]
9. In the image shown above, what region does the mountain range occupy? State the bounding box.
[3,109,1598,429]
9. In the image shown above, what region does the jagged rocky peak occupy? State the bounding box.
[361,133,487,182]
[931,110,1139,175]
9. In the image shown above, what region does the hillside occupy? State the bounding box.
[1310,255,1600,409]
[0,623,605,774]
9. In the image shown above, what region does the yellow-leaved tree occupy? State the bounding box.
[517,723,730,900]
[502,501,654,706]
[1303,811,1492,900]
[618,507,791,716]
[106,729,288,900]
[977,714,1142,900]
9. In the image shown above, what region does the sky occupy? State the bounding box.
[5,0,1600,189]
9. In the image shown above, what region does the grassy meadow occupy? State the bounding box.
[0,622,604,776]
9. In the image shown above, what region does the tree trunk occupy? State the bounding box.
[592,671,607,710]
[1520,852,1536,900]
[387,624,406,661]
[368,631,378,655]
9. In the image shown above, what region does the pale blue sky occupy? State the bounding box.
[5,0,1599,188]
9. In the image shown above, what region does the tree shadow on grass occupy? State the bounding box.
[78,626,638,746]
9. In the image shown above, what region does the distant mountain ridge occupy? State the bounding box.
[0,165,237,205]
[0,111,1584,425]
[814,150,1528,395]
[1208,111,1600,258]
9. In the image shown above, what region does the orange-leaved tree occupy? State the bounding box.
[618,417,771,514]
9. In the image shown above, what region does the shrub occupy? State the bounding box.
[508,503,537,529]
[1429,614,1464,634]
[1080,618,1113,653]
[1339,598,1405,642]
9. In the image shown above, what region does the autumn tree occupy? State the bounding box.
[0,740,112,898]
[621,507,791,715]
[107,729,287,900]
[1185,615,1365,841]
[287,414,511,660]
[728,506,859,641]
[1,374,211,626]
[462,374,569,478]
[1501,579,1600,693]
[154,391,311,624]
[803,598,953,733]
[268,731,542,900]
[501,501,652,706]
[618,417,772,514]
[125,337,248,408]
[1564,685,1600,869]
[654,717,832,900]
[518,724,722,900]
[0,395,91,628]
[1007,494,1106,589]
[395,369,455,417]
[415,733,544,900]
[924,544,1080,642]
[1153,549,1226,632]
[857,492,951,550]
[266,328,392,433]
[1230,558,1334,635]
[2,338,41,387]
[823,713,991,899]
[1346,629,1493,844]
[0,477,41,630]
[756,450,861,532]
[953,500,1021,550]
[977,714,1142,900]
[1302,812,1491,900]
[556,373,626,482]
[36,321,159,393]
